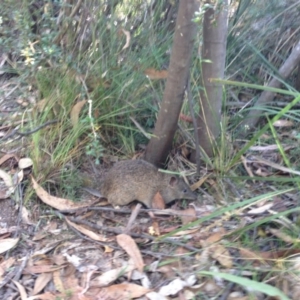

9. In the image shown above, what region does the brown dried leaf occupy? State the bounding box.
[63,266,78,290]
[149,220,160,236]
[239,247,266,263]
[172,227,200,237]
[26,292,58,300]
[0,257,16,278]
[65,218,107,242]
[104,245,114,253]
[33,231,48,241]
[0,154,17,166]
[13,280,27,300]
[210,244,233,268]
[179,113,193,123]
[33,272,53,295]
[0,169,13,194]
[180,207,197,225]
[190,174,210,191]
[34,98,48,113]
[269,228,297,244]
[52,255,66,266]
[144,68,168,79]
[181,146,190,158]
[53,269,64,292]
[22,206,34,225]
[0,189,9,199]
[273,119,294,127]
[227,295,250,300]
[92,283,150,299]
[31,176,94,210]
[70,100,87,127]
[205,231,226,245]
[116,234,144,272]
[23,264,64,274]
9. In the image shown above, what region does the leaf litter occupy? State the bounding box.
[0,150,300,299]
[1,84,300,300]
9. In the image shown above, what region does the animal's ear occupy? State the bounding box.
[169,176,178,187]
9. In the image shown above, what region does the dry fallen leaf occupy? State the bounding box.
[22,206,34,225]
[26,292,58,300]
[23,264,64,274]
[33,272,53,295]
[273,119,293,127]
[179,113,193,123]
[248,203,273,214]
[159,276,197,296]
[91,263,136,287]
[179,207,197,225]
[269,228,298,244]
[0,238,19,254]
[61,265,79,291]
[31,176,95,210]
[65,218,107,242]
[149,220,160,236]
[190,174,210,191]
[18,157,33,169]
[104,245,114,253]
[239,247,267,266]
[205,231,226,245]
[91,283,151,299]
[0,189,9,199]
[144,68,168,79]
[0,257,16,279]
[116,234,145,272]
[53,269,64,293]
[172,227,200,237]
[0,169,14,195]
[13,280,27,300]
[34,98,47,113]
[70,100,87,127]
[210,244,233,268]
[0,154,18,166]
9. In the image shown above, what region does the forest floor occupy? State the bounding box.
[1,75,299,300]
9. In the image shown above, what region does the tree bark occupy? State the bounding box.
[192,0,228,160]
[144,0,199,167]
[239,39,300,137]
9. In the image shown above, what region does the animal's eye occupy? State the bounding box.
[183,189,187,193]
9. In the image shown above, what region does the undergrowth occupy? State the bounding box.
[2,0,300,297]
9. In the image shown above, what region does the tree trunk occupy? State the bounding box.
[192,0,228,160]
[144,0,199,167]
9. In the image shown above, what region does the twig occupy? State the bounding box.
[2,120,58,140]
[53,211,120,249]
[13,254,29,281]
[65,214,200,252]
[59,205,198,218]
[125,203,142,233]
